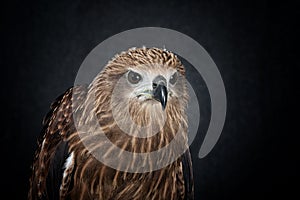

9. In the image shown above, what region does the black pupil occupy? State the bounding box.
[170,72,178,84]
[128,71,141,84]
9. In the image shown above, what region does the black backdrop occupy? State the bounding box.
[0,0,297,199]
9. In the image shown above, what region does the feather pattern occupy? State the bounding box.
[28,47,194,200]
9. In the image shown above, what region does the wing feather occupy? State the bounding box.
[28,86,87,200]
[182,149,194,200]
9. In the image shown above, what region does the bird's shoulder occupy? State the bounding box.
[42,85,87,136]
[28,85,88,199]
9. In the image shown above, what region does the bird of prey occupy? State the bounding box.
[28,47,194,200]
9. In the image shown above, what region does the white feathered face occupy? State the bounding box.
[112,64,185,111]
[108,63,187,136]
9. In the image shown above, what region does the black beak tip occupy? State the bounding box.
[153,84,168,110]
[161,101,166,110]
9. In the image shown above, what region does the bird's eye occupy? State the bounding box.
[127,70,142,84]
[169,72,178,85]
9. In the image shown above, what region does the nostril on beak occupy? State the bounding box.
[152,75,167,89]
[152,83,158,89]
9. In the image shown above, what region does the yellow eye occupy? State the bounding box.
[127,70,142,84]
[169,72,178,85]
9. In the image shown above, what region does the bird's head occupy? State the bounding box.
[88,47,188,149]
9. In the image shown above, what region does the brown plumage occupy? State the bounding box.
[28,47,194,200]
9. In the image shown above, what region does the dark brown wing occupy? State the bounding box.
[182,149,194,200]
[28,86,87,200]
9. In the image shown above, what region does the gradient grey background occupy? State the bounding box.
[0,0,296,199]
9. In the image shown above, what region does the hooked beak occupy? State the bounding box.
[153,83,168,110]
[136,75,168,110]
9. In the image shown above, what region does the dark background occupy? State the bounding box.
[0,0,297,199]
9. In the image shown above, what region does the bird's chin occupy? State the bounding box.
[131,95,168,113]
[138,97,162,107]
